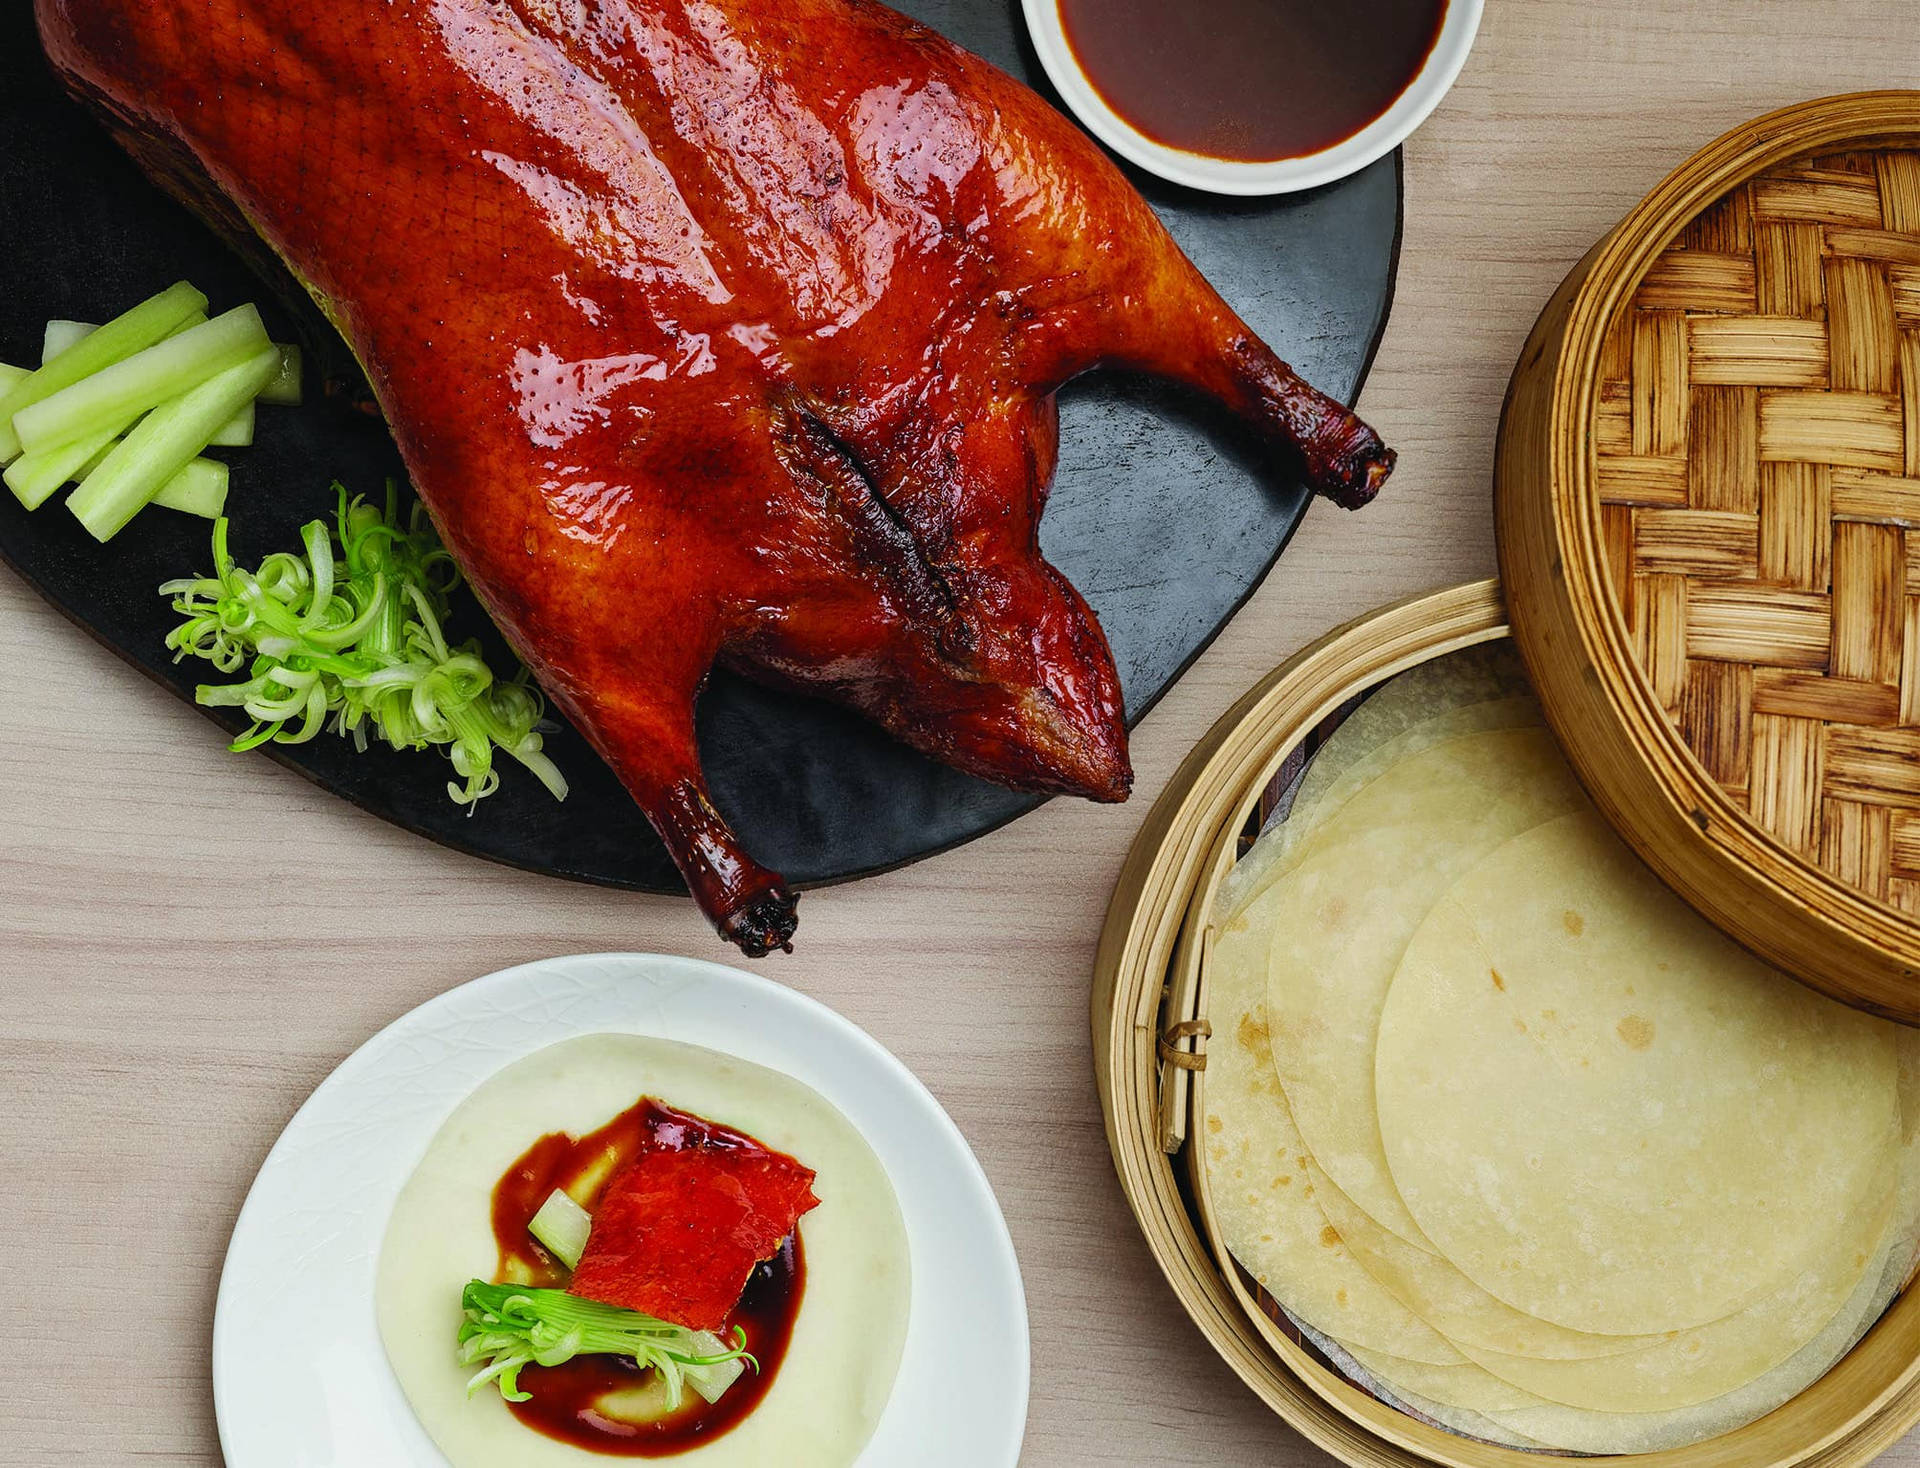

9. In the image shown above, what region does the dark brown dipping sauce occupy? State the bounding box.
[489,1098,806,1458]
[1058,0,1449,164]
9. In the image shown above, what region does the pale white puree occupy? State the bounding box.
[377,1033,910,1467]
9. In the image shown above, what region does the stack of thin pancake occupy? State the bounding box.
[1202,647,1920,1454]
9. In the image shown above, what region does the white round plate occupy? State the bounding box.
[1020,0,1483,196]
[212,953,1030,1467]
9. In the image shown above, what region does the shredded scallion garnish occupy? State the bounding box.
[457,1281,755,1406]
[161,481,567,808]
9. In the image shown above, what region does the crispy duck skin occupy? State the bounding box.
[36,0,1394,954]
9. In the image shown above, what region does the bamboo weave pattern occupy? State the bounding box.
[1595,146,1920,915]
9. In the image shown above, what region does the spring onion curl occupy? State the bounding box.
[160,481,568,808]
[458,1282,756,1405]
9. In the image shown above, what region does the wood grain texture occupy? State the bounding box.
[6,3,1920,1465]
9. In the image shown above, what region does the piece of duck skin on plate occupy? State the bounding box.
[562,1100,821,1333]
[34,0,1394,953]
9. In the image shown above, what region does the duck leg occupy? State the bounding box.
[574,684,801,956]
[982,224,1396,509]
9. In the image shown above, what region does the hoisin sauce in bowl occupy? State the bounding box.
[1022,0,1480,195]
[1057,0,1448,164]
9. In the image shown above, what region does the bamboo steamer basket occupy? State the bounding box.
[1093,580,1920,1467]
[1496,92,1920,1021]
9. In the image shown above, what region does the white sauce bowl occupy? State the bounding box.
[1020,0,1484,196]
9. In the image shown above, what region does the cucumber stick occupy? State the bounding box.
[260,344,302,406]
[8,430,228,516]
[5,422,130,510]
[151,458,229,518]
[10,305,228,507]
[0,280,206,461]
[45,320,258,444]
[12,444,229,517]
[69,347,277,542]
[208,399,255,447]
[40,320,92,362]
[75,437,118,481]
[0,364,25,394]
[15,304,270,457]
[43,316,217,364]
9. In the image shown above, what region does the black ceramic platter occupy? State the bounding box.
[0,3,1401,896]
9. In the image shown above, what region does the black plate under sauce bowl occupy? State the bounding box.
[0,2,1400,897]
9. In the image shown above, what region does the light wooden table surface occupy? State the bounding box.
[7,4,1920,1464]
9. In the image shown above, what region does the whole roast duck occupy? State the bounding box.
[36,0,1394,953]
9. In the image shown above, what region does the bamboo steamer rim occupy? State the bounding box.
[1091,579,1920,1468]
[1495,91,1920,1019]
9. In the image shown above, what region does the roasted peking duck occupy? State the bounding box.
[37,0,1394,954]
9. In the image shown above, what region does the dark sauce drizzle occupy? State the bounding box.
[1058,0,1450,164]
[489,1098,806,1457]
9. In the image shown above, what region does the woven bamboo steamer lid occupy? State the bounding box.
[1092,579,1920,1466]
[1496,91,1920,1020]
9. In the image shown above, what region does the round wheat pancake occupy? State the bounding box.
[1378,1384,1552,1453]
[1307,1159,1664,1359]
[1202,869,1463,1364]
[1375,810,1899,1336]
[1286,1302,1553,1452]
[1449,1156,1894,1411]
[1342,1021,1920,1452]
[1477,1224,1913,1456]
[1259,726,1587,1248]
[1214,642,1538,926]
[1216,718,1643,1362]
[1312,1136,1897,1401]
[1345,1346,1551,1414]
[1216,695,1544,925]
[377,1033,910,1468]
